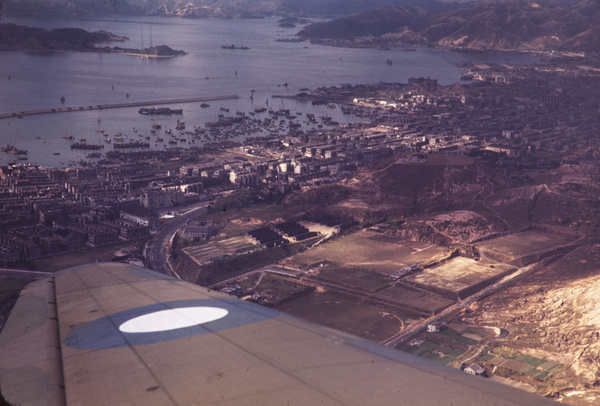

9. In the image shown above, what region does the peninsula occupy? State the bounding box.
[0,23,187,57]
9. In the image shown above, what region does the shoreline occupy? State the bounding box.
[302,38,587,59]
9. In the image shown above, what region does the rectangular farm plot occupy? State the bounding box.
[476,231,576,266]
[477,349,564,381]
[374,285,455,315]
[289,230,448,273]
[309,267,391,293]
[403,257,515,300]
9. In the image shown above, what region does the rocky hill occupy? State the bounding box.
[467,245,600,402]
[298,0,600,54]
[293,5,431,39]
[350,154,510,209]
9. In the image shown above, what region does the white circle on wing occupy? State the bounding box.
[118,307,229,333]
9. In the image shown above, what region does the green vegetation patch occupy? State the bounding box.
[447,348,467,358]
[525,367,541,377]
[477,353,494,362]
[425,353,441,361]
[437,344,453,354]
[437,356,455,365]
[439,327,459,337]
[420,341,439,351]
[537,370,550,379]
[453,335,478,346]
[464,328,488,338]
[515,354,547,367]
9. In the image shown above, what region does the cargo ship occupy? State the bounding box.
[221,44,250,50]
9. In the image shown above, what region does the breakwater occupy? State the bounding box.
[0,95,239,120]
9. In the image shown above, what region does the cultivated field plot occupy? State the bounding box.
[404,257,515,299]
[476,230,576,266]
[183,235,258,265]
[477,348,563,381]
[398,324,490,366]
[308,267,391,293]
[374,285,455,315]
[275,289,423,343]
[288,230,448,273]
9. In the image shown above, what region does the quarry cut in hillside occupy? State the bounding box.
[467,246,600,404]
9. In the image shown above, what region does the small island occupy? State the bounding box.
[0,23,187,58]
[100,44,187,58]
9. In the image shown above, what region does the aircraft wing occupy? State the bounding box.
[0,263,556,405]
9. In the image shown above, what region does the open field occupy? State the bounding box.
[286,229,449,273]
[404,257,515,300]
[476,230,577,266]
[374,285,455,315]
[307,266,391,293]
[275,288,423,343]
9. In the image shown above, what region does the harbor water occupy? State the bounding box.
[0,15,541,167]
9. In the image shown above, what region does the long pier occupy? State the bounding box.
[0,95,239,120]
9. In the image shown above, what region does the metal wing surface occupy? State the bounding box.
[0,263,556,405]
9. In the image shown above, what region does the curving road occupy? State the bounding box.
[148,204,208,278]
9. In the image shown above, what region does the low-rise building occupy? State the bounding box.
[121,206,159,230]
[464,364,487,377]
[85,224,119,247]
[184,220,214,240]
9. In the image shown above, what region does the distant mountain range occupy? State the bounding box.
[0,0,468,18]
[297,0,600,55]
[4,0,598,55]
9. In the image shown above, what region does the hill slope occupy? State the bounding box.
[298,0,600,54]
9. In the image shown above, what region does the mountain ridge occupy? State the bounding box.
[0,0,469,19]
[297,0,600,55]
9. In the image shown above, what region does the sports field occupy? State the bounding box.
[404,257,515,299]
[288,229,449,273]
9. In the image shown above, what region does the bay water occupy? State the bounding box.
[0,15,540,167]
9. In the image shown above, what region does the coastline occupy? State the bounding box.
[302,38,587,59]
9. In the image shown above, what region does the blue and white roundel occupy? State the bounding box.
[64,299,277,350]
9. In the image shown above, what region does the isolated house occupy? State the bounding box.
[464,364,486,376]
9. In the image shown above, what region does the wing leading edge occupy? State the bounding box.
[0,263,557,405]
